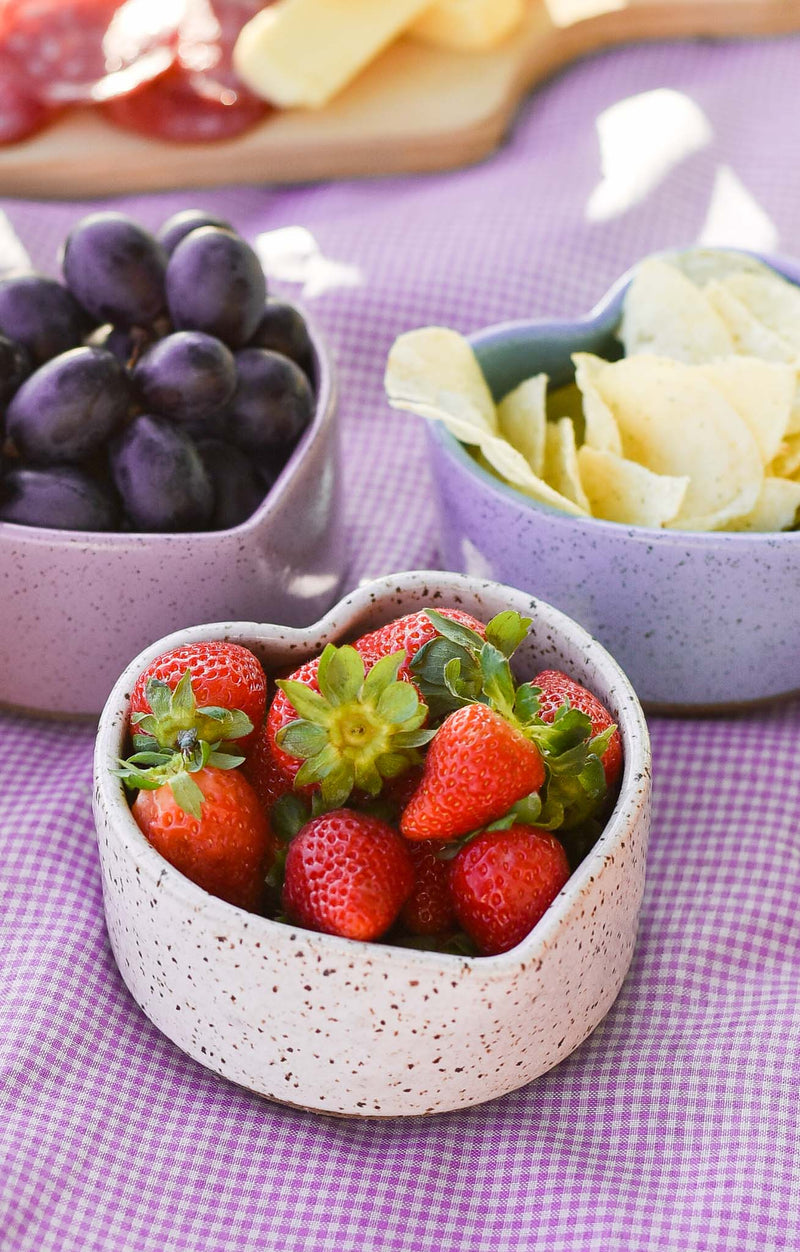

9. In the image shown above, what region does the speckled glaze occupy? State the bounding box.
[429,249,800,711]
[92,571,651,1118]
[0,316,344,718]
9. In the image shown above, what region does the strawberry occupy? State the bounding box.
[532,670,623,788]
[449,825,570,955]
[400,703,546,842]
[399,840,455,936]
[281,809,414,941]
[132,765,274,912]
[356,608,486,681]
[243,716,294,813]
[131,641,267,755]
[267,642,434,809]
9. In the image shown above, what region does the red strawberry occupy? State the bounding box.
[450,825,570,955]
[400,703,545,842]
[266,638,432,809]
[266,638,384,785]
[533,670,622,788]
[356,607,486,680]
[400,840,455,936]
[242,716,293,813]
[132,765,275,913]
[282,809,414,941]
[131,641,267,755]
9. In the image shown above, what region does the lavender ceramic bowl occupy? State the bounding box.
[428,250,800,712]
[0,316,344,718]
[92,570,651,1118]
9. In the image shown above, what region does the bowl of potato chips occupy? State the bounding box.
[384,248,800,712]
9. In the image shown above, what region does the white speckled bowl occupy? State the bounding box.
[92,570,651,1118]
[428,249,800,712]
[0,315,344,718]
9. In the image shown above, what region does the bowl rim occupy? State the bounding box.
[0,307,336,545]
[431,245,800,545]
[93,570,652,978]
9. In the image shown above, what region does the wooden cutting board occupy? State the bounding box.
[1,0,798,196]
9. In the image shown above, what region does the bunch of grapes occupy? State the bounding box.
[0,209,316,532]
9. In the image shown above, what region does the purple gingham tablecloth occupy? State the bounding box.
[3,34,800,1252]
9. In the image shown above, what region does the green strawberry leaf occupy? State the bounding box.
[354,756,383,796]
[361,650,404,700]
[206,750,246,770]
[391,727,437,749]
[484,610,532,659]
[423,609,485,652]
[513,682,542,724]
[376,681,420,724]
[485,792,545,831]
[170,669,196,720]
[478,644,517,721]
[319,643,365,707]
[144,677,173,721]
[277,719,329,760]
[270,792,311,843]
[168,769,204,820]
[275,679,331,724]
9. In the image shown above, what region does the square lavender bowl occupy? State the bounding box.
[0,314,345,718]
[427,250,800,713]
[92,570,651,1118]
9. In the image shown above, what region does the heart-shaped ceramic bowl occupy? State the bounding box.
[428,248,800,712]
[0,314,344,718]
[92,570,651,1118]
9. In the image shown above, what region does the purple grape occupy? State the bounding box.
[0,334,32,407]
[0,466,119,530]
[195,438,270,530]
[248,301,314,381]
[166,228,266,349]
[110,415,213,531]
[133,331,236,425]
[6,347,132,465]
[157,209,234,256]
[0,275,86,366]
[227,349,314,455]
[62,212,168,327]
[88,322,158,369]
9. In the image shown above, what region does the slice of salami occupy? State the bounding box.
[0,0,182,106]
[102,64,269,142]
[0,52,55,144]
[178,0,269,100]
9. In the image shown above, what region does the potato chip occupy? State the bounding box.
[496,374,547,475]
[572,353,622,455]
[620,256,734,362]
[721,477,800,532]
[546,380,586,442]
[719,271,800,354]
[704,280,796,362]
[465,429,588,516]
[385,332,587,517]
[582,354,763,530]
[577,445,688,528]
[695,358,795,466]
[543,417,590,512]
[666,247,775,288]
[384,327,498,435]
[769,432,800,479]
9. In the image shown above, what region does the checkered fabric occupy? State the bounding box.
[3,34,800,1252]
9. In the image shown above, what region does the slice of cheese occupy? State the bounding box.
[233,0,435,109]
[409,0,525,51]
